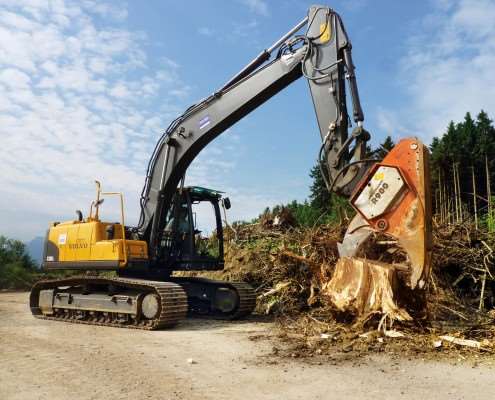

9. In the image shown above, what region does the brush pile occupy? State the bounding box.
[428,223,495,328]
[197,215,495,359]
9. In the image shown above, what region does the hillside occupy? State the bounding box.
[26,236,43,267]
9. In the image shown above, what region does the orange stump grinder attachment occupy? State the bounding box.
[324,138,432,320]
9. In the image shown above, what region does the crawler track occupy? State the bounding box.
[228,281,257,319]
[30,276,188,330]
[171,277,257,319]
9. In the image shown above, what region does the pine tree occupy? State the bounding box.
[309,163,331,213]
[375,135,396,160]
[365,136,396,160]
[475,110,495,230]
[475,110,495,182]
[430,110,495,225]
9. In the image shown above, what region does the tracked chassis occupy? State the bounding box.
[171,277,256,319]
[30,276,256,330]
[30,277,188,330]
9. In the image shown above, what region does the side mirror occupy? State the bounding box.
[96,199,105,206]
[223,197,231,210]
[75,210,83,222]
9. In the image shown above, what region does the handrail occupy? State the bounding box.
[100,191,127,267]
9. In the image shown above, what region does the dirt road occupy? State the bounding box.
[1,292,493,400]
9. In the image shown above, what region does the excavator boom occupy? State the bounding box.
[137,6,372,265]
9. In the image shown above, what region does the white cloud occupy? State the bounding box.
[82,0,128,21]
[0,0,192,240]
[375,107,414,141]
[0,10,37,30]
[197,27,214,37]
[109,82,131,98]
[341,0,368,12]
[239,0,269,17]
[0,68,31,89]
[0,0,273,242]
[383,0,495,142]
[232,20,259,39]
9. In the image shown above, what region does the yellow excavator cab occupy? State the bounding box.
[43,182,148,270]
[44,220,148,269]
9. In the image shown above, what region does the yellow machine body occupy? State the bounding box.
[43,219,148,270]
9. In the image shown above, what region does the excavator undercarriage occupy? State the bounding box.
[30,276,256,329]
[30,277,188,330]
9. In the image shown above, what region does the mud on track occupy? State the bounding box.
[0,292,493,400]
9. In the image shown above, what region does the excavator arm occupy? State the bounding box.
[138,5,373,263]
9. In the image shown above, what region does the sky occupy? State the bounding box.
[1,0,495,241]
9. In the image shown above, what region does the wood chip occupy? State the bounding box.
[439,335,481,349]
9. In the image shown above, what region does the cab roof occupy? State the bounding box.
[181,186,223,200]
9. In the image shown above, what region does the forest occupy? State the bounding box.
[431,111,494,230]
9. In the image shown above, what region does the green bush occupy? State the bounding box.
[0,236,37,289]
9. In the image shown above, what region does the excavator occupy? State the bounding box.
[30,5,431,329]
